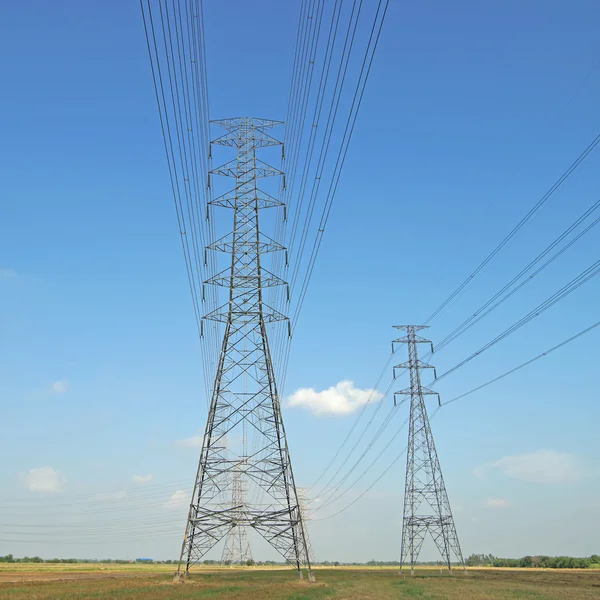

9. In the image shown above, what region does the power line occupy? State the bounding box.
[434,257,600,383]
[442,319,600,407]
[312,379,397,500]
[278,0,390,400]
[140,0,216,405]
[290,0,390,332]
[322,319,600,517]
[271,0,345,373]
[313,408,440,521]
[308,205,600,507]
[0,478,190,506]
[315,403,397,503]
[435,197,600,351]
[313,414,409,513]
[306,199,600,498]
[423,133,600,325]
[306,352,394,492]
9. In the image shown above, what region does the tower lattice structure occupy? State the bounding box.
[393,325,465,574]
[176,117,313,581]
[220,462,253,565]
[296,488,315,565]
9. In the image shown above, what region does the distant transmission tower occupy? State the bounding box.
[220,462,252,565]
[393,325,465,575]
[296,488,315,565]
[175,117,314,581]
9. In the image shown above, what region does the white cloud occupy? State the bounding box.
[164,490,189,509]
[174,435,203,448]
[486,497,510,509]
[21,467,66,493]
[133,474,153,484]
[475,450,582,484]
[0,268,17,278]
[51,380,70,394]
[287,380,383,416]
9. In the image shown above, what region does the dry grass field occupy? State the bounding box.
[1,564,599,599]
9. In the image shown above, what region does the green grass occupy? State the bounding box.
[1,566,599,599]
[194,586,244,598]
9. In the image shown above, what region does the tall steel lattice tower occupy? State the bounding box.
[220,462,252,565]
[175,117,314,581]
[393,325,465,575]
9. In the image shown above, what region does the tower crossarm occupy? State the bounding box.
[210,188,284,210]
[212,128,283,149]
[212,117,283,130]
[210,157,283,179]
[394,360,437,380]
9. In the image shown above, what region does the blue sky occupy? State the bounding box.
[1,0,599,562]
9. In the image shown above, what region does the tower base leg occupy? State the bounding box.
[172,570,186,583]
[308,570,316,582]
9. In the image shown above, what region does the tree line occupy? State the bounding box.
[0,555,131,564]
[2,553,598,568]
[465,553,600,569]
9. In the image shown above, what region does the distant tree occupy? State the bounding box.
[520,556,533,568]
[466,554,485,566]
[246,559,255,566]
[20,556,43,564]
[487,554,597,569]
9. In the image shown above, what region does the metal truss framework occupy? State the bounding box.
[296,488,315,565]
[220,462,252,565]
[176,117,313,581]
[393,326,465,574]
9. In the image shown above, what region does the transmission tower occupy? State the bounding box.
[393,325,465,575]
[220,462,252,565]
[175,117,314,581]
[296,488,315,565]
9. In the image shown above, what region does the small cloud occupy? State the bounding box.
[93,490,127,501]
[0,268,17,278]
[164,490,189,509]
[475,450,582,484]
[133,474,153,484]
[287,380,383,416]
[174,435,203,448]
[486,497,510,509]
[51,380,70,394]
[20,467,66,493]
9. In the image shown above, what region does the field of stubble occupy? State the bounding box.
[1,564,599,599]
